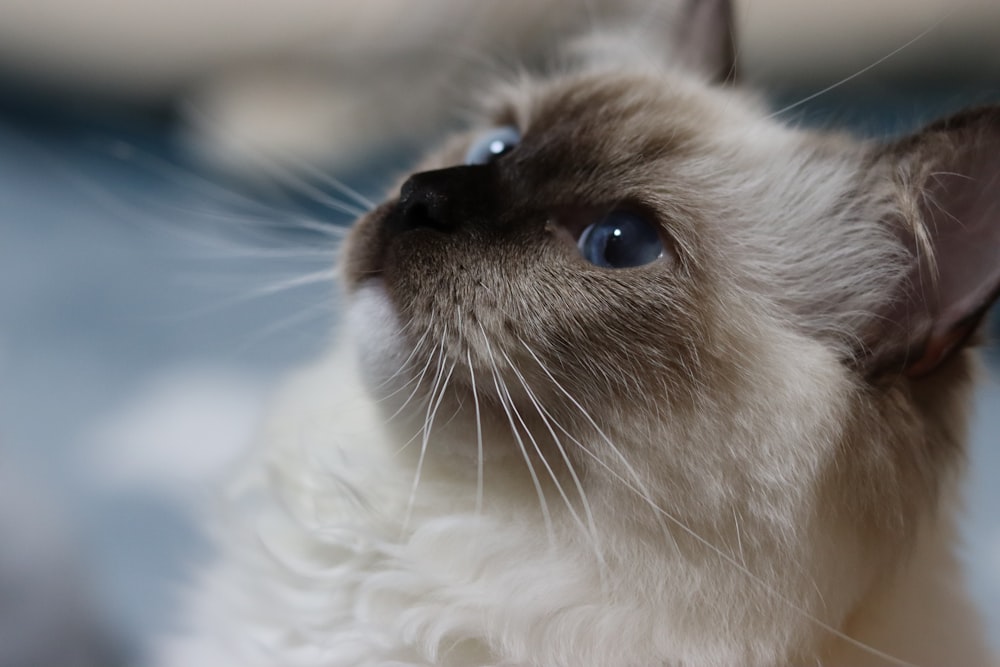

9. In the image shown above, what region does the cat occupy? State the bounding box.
[160,1,1000,665]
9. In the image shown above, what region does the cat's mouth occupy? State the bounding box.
[345,272,537,410]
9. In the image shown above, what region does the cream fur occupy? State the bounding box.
[159,11,998,667]
[160,308,993,666]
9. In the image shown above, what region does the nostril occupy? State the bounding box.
[391,181,456,235]
[401,200,435,230]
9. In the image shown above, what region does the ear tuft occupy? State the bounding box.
[567,0,738,84]
[673,0,738,84]
[863,106,1000,378]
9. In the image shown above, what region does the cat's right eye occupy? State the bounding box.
[578,211,666,269]
[464,126,521,165]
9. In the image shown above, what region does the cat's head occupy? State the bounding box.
[340,0,999,659]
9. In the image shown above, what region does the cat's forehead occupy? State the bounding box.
[498,67,766,154]
[457,68,803,235]
[457,66,798,214]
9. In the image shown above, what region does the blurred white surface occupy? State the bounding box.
[86,367,267,491]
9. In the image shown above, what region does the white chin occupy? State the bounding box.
[345,279,410,397]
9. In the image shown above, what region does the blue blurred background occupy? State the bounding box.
[0,2,997,665]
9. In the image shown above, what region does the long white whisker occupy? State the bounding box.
[466,350,485,515]
[230,302,333,356]
[519,339,915,667]
[164,268,338,322]
[403,340,445,525]
[95,139,308,219]
[236,269,339,299]
[403,335,453,529]
[181,101,376,213]
[184,245,344,261]
[266,156,377,212]
[369,322,431,394]
[518,338,677,547]
[479,326,554,547]
[496,358,581,542]
[387,336,442,422]
[262,166,369,218]
[767,13,951,120]
[500,348,605,569]
[97,144,358,258]
[154,197,352,242]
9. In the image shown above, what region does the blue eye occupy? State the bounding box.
[578,211,665,268]
[464,126,520,165]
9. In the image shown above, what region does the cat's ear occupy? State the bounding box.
[568,0,737,82]
[672,0,738,84]
[863,107,1000,378]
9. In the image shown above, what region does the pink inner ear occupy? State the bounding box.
[926,165,1000,334]
[903,112,1000,377]
[862,108,1000,378]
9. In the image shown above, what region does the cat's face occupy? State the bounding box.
[339,5,1000,659]
[346,68,747,421]
[344,55,887,495]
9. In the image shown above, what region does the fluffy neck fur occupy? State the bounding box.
[161,330,992,667]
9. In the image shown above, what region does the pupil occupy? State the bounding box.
[604,227,629,264]
[489,140,506,155]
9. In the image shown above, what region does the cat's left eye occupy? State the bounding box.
[464,126,521,165]
[578,211,666,269]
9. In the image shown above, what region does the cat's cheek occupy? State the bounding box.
[345,279,409,399]
[339,203,394,289]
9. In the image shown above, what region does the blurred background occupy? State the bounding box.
[0,1,998,665]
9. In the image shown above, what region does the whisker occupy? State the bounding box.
[95,138,319,222]
[518,338,916,667]
[142,193,353,243]
[255,165,369,219]
[369,320,431,395]
[767,12,952,120]
[163,268,337,321]
[479,325,555,548]
[387,335,442,422]
[497,359,582,540]
[500,348,606,569]
[403,340,446,526]
[180,102,376,214]
[230,302,334,356]
[466,350,485,515]
[518,338,677,546]
[404,332,453,529]
[263,155,377,212]
[231,268,339,301]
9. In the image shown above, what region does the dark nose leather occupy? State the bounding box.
[385,166,496,237]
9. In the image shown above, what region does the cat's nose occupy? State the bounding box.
[393,173,457,235]
[386,166,495,237]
